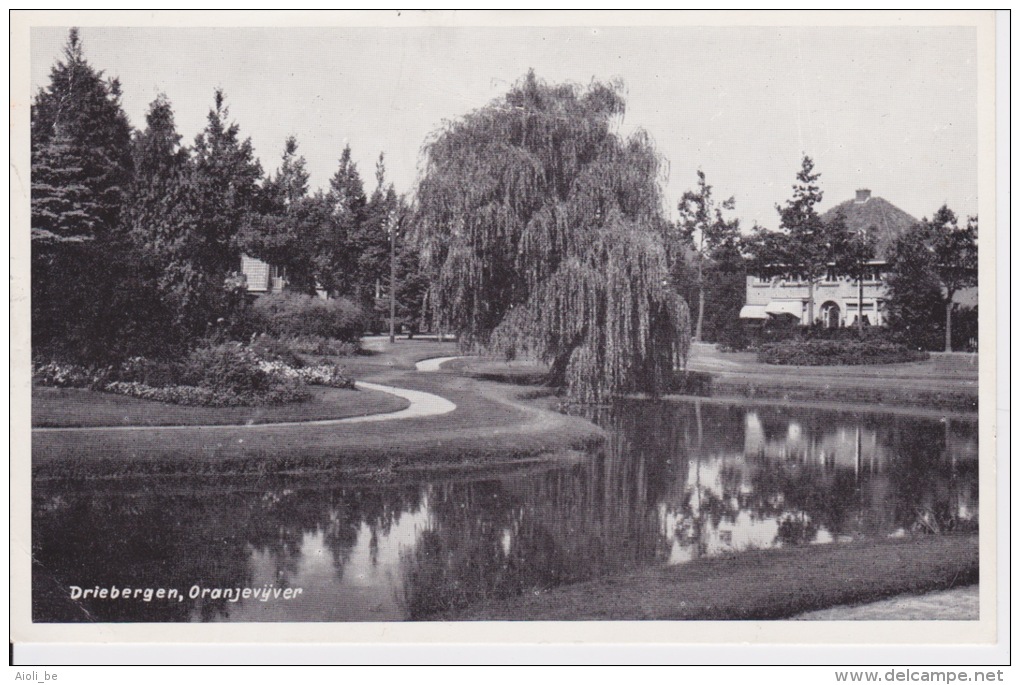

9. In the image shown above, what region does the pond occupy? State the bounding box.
[32,399,978,622]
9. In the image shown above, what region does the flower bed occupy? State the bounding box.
[33,342,356,407]
[756,340,930,366]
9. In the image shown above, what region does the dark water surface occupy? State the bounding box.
[32,400,978,622]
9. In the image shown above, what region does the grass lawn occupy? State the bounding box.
[439,533,978,621]
[32,385,409,428]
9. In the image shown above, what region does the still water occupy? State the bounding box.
[32,400,978,622]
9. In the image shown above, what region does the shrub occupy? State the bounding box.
[248,335,307,368]
[180,342,279,393]
[757,340,929,366]
[102,379,309,407]
[253,292,366,341]
[256,359,356,390]
[32,361,103,389]
[666,370,713,396]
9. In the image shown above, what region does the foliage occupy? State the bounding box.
[744,157,851,324]
[885,208,977,351]
[832,221,878,335]
[31,28,133,243]
[238,137,330,296]
[190,89,263,279]
[30,29,137,362]
[756,340,929,366]
[415,71,690,401]
[252,292,366,341]
[673,170,740,341]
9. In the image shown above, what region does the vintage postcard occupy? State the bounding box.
[10,10,1003,657]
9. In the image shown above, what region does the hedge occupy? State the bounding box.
[253,292,365,342]
[757,340,929,366]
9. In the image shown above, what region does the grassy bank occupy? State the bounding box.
[709,377,978,413]
[32,385,408,428]
[31,343,605,479]
[452,348,980,413]
[439,534,978,621]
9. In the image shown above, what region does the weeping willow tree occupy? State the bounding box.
[415,72,690,402]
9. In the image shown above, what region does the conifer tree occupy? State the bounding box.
[31,28,134,360]
[190,89,263,280]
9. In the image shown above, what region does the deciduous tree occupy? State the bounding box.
[675,170,739,341]
[415,72,690,401]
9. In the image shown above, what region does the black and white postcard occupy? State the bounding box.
[10,10,1004,662]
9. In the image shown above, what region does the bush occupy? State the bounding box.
[248,335,307,368]
[102,379,310,407]
[666,370,713,396]
[253,292,365,341]
[757,340,929,366]
[32,361,104,389]
[180,342,279,394]
[256,359,356,390]
[34,339,356,407]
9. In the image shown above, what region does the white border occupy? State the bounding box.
[8,9,1005,660]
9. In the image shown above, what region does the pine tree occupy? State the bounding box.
[190,89,263,279]
[744,156,850,326]
[239,136,321,294]
[327,146,373,304]
[415,72,690,401]
[31,28,133,240]
[31,28,134,360]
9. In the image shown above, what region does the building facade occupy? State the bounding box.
[740,189,916,328]
[239,255,330,300]
[740,261,888,328]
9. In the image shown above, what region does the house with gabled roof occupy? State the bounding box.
[740,189,974,328]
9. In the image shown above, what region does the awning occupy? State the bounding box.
[739,304,768,320]
[764,300,804,317]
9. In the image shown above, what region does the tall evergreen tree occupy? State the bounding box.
[124,95,210,348]
[31,28,134,360]
[239,136,321,295]
[190,89,263,279]
[31,28,133,241]
[359,153,402,321]
[415,72,690,401]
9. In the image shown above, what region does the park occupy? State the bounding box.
[28,28,980,624]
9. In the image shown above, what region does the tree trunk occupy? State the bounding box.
[694,254,704,342]
[945,299,954,352]
[806,279,815,326]
[695,286,705,343]
[857,276,864,337]
[389,222,396,344]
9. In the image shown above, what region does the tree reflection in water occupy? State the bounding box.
[32,401,977,622]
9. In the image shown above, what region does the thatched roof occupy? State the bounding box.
[821,190,919,259]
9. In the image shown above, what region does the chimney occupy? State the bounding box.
[855,189,871,203]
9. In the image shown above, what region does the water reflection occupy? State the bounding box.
[32,401,977,622]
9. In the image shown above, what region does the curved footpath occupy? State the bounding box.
[32,381,454,433]
[31,343,604,479]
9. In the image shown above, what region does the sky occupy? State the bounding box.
[29,23,979,230]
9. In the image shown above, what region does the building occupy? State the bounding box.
[239,255,329,300]
[740,189,920,328]
[240,255,287,296]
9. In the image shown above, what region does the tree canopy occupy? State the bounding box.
[675,169,739,341]
[415,72,690,401]
[886,205,977,351]
[744,156,850,324]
